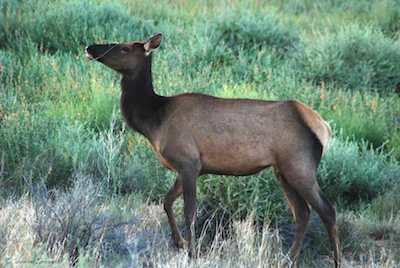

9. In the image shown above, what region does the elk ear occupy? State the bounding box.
[144,33,162,56]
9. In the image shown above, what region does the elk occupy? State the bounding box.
[86,33,341,267]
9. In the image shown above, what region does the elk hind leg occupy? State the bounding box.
[310,190,341,268]
[282,168,341,268]
[276,170,310,266]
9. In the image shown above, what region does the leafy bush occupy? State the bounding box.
[296,24,400,91]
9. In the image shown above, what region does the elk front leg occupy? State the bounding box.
[180,164,200,257]
[164,176,184,248]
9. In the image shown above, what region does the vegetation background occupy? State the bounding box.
[0,0,400,267]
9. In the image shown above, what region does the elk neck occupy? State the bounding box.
[120,56,169,141]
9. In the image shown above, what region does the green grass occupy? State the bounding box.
[0,0,156,53]
[1,0,400,266]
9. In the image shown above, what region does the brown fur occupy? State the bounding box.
[86,33,341,267]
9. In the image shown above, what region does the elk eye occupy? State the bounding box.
[121,47,130,54]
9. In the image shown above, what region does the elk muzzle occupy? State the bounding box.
[85,44,117,61]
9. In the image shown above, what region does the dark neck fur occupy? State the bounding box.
[120,56,168,140]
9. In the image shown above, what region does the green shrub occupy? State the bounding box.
[214,11,299,53]
[0,112,74,190]
[198,170,286,223]
[296,24,400,91]
[0,42,121,131]
[319,138,400,207]
[0,50,15,85]
[365,184,400,222]
[193,10,299,68]
[0,0,26,48]
[0,108,121,192]
[0,1,155,53]
[0,101,169,196]
[317,90,399,149]
[370,0,400,38]
[119,140,174,200]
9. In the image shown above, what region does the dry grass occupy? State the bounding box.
[0,180,398,267]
